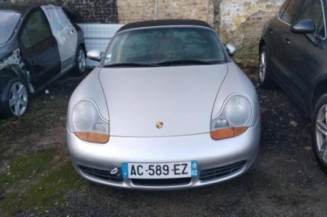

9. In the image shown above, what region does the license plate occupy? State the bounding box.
[121,161,198,179]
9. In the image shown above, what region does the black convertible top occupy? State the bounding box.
[117,19,213,32]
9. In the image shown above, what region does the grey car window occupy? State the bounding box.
[0,11,21,45]
[20,27,32,49]
[279,0,290,17]
[23,10,52,48]
[105,27,227,66]
[280,0,305,24]
[299,0,325,38]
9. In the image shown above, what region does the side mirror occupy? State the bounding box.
[291,19,315,34]
[226,44,236,56]
[87,50,102,62]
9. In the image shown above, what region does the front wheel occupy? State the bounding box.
[0,77,29,118]
[73,46,86,76]
[312,94,327,173]
[258,46,276,89]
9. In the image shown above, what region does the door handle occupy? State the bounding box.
[283,38,291,44]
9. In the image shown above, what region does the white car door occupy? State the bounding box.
[41,5,78,73]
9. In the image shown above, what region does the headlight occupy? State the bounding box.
[72,100,109,143]
[211,95,252,140]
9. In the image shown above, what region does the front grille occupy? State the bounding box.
[132,178,191,186]
[199,161,246,181]
[78,165,123,182]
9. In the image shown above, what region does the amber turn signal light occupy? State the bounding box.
[75,132,110,144]
[210,127,248,140]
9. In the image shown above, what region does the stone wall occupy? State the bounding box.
[117,0,214,26]
[218,0,285,64]
[157,0,214,25]
[117,0,155,24]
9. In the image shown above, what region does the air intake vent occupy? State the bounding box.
[200,161,246,181]
[132,178,191,186]
[79,165,123,182]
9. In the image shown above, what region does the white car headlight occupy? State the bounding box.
[211,95,252,140]
[72,100,109,143]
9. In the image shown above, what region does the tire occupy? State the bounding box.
[0,76,29,118]
[73,46,87,76]
[258,46,276,89]
[312,93,327,174]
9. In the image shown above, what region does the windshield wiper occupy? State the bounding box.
[156,60,220,66]
[105,63,158,67]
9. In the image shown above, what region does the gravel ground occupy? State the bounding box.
[1,66,327,217]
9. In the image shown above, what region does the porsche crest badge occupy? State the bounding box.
[156,121,164,129]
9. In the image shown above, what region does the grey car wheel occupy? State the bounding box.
[313,94,327,173]
[9,81,28,117]
[0,76,29,118]
[258,46,276,88]
[74,46,86,75]
[259,50,267,83]
[78,49,86,72]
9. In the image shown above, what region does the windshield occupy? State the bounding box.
[104,27,228,67]
[0,11,21,45]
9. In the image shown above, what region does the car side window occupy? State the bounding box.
[19,27,32,49]
[299,0,326,38]
[20,9,52,48]
[279,0,290,17]
[316,17,326,38]
[280,0,305,24]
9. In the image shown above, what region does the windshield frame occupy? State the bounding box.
[0,10,21,45]
[101,25,231,68]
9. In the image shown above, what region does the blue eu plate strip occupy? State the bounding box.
[191,161,198,177]
[122,163,129,179]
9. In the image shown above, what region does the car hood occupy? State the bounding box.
[99,65,228,137]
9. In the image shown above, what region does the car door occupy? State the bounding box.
[18,8,61,89]
[286,0,327,110]
[265,0,312,109]
[269,0,305,83]
[266,0,291,73]
[41,5,78,73]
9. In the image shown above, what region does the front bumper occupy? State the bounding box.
[67,121,260,190]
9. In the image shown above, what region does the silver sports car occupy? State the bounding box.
[66,20,260,190]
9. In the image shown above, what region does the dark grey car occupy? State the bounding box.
[0,4,86,118]
[259,0,327,172]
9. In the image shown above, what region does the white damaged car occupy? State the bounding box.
[67,20,260,190]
